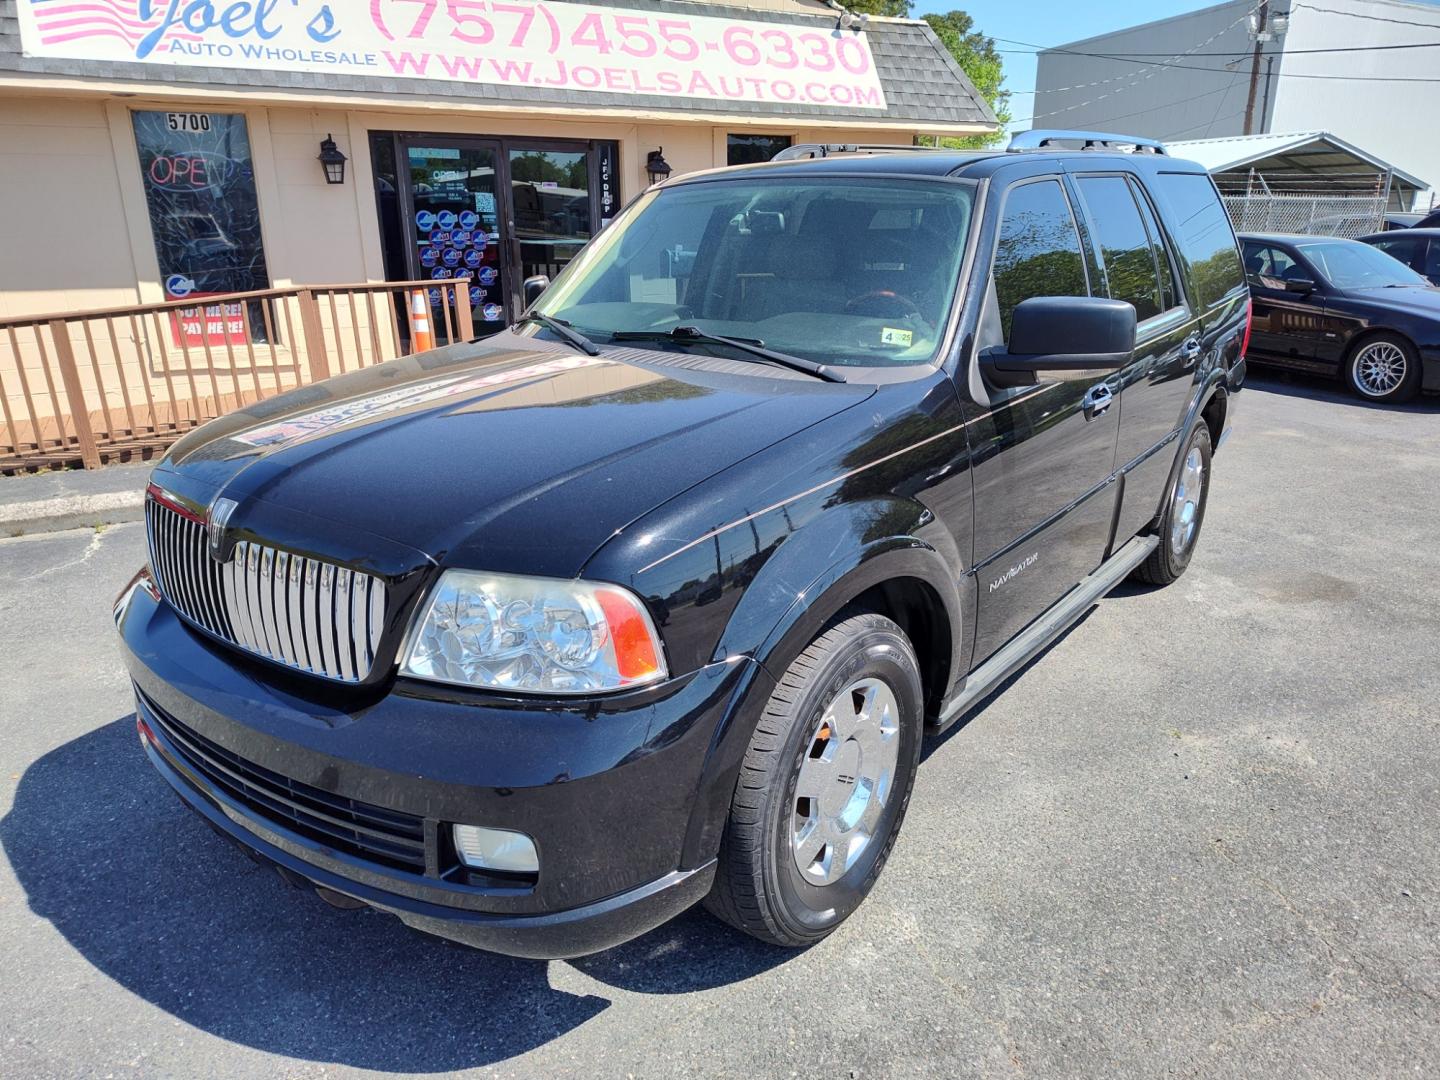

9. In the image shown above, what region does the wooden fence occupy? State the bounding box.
[1,279,476,474]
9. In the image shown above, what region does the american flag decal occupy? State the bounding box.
[23,0,202,55]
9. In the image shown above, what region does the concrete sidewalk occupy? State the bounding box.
[0,462,151,537]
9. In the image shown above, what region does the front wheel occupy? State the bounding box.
[705,612,923,947]
[1347,333,1420,403]
[1133,423,1212,587]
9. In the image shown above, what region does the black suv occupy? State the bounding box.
[115,131,1248,958]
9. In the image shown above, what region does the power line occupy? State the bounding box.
[1199,74,1242,140]
[1290,1,1440,29]
[1002,41,1440,57]
[1003,3,1263,107]
[1170,109,1247,139]
[1009,40,1440,85]
[1029,76,1241,123]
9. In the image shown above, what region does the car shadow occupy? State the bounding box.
[1244,369,1440,413]
[921,606,1098,763]
[0,717,792,1072]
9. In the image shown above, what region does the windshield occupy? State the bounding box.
[530,177,977,368]
[1296,240,1430,290]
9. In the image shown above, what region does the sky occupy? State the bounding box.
[910,0,1236,130]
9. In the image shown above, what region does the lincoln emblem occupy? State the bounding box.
[207,497,239,559]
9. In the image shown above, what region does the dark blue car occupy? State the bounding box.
[1241,232,1440,403]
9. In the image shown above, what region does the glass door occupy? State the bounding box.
[376,135,613,337]
[401,139,508,338]
[506,145,593,307]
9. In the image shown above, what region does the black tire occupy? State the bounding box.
[1133,423,1212,587]
[704,612,924,947]
[1345,332,1420,403]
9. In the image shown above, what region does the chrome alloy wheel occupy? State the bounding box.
[1170,446,1206,557]
[1354,341,1408,397]
[791,677,901,886]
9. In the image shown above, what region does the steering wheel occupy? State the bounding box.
[843,290,922,319]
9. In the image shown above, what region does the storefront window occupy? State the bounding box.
[132,111,270,346]
[728,134,792,167]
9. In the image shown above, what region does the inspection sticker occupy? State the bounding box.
[880,327,913,347]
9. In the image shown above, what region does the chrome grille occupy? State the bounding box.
[146,497,387,683]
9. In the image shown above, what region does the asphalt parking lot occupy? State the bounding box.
[1,373,1437,1079]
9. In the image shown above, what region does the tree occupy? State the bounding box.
[846,3,1011,148]
[922,11,1011,147]
[847,0,911,15]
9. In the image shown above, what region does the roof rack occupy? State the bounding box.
[771,143,952,161]
[1008,130,1169,155]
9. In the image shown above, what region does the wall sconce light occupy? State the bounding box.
[645,148,672,187]
[318,133,348,185]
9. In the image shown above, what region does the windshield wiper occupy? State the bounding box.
[515,312,602,357]
[608,326,846,383]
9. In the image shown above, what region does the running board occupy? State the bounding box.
[931,534,1160,733]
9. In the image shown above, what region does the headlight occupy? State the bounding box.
[401,570,666,694]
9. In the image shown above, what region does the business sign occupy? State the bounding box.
[597,140,619,224]
[168,293,250,348]
[17,1,887,110]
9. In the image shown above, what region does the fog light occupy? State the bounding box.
[453,824,539,874]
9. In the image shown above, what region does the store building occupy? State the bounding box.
[0,0,997,329]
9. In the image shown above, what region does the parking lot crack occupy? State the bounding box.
[32,528,110,581]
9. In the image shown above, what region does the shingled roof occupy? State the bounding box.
[0,0,996,131]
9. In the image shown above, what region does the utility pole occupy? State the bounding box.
[1259,54,1275,129]
[1243,0,1269,135]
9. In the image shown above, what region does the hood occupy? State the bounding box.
[1342,285,1440,319]
[155,335,874,578]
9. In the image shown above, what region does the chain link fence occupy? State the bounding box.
[1220,194,1388,239]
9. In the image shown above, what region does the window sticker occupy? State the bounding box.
[880,327,913,348]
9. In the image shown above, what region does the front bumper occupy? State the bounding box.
[117,577,765,959]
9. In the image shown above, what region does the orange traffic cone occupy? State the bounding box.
[409,288,435,353]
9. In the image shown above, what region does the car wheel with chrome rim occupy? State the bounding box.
[1347,333,1420,403]
[1133,422,1212,587]
[706,612,923,947]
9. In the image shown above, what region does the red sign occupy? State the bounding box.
[168,292,250,349]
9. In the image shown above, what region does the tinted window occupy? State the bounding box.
[1242,242,1299,287]
[1153,172,1244,309]
[727,134,792,166]
[1424,240,1440,280]
[992,179,1088,340]
[536,179,976,368]
[1296,240,1428,289]
[1077,176,1162,322]
[1130,181,1180,311]
[1369,237,1419,267]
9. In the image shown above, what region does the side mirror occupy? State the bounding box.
[981,296,1136,388]
[1284,277,1317,294]
[522,274,550,306]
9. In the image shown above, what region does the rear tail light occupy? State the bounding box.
[1239,298,1253,360]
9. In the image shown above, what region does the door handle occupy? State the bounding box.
[1181,336,1203,367]
[1082,383,1113,421]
